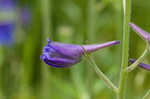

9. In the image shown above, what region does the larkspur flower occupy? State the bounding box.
[40,39,120,68]
[129,22,150,43]
[129,59,150,71]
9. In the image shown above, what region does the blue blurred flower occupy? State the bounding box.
[0,0,16,10]
[129,22,150,43]
[40,39,120,68]
[129,59,150,71]
[0,0,31,46]
[0,0,16,46]
[0,22,15,45]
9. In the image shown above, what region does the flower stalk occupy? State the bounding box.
[82,46,118,93]
[142,89,150,99]
[126,43,149,72]
[127,22,150,72]
[118,0,131,98]
[129,59,150,71]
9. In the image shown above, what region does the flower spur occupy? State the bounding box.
[129,59,150,71]
[129,22,150,43]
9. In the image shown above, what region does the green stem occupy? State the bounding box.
[0,47,4,98]
[86,0,96,97]
[117,0,131,98]
[126,44,149,72]
[82,47,118,93]
[41,0,52,39]
[142,89,150,99]
[87,0,96,42]
[40,0,52,98]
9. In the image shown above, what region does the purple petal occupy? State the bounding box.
[47,57,77,67]
[40,54,77,68]
[129,22,150,42]
[129,59,150,71]
[50,42,83,59]
[83,41,120,53]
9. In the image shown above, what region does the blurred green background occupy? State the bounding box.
[0,0,150,99]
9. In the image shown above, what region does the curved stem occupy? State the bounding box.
[117,0,131,98]
[82,47,118,93]
[126,44,149,72]
[142,89,150,99]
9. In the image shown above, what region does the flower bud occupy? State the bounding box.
[40,39,120,68]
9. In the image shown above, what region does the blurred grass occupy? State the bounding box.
[0,0,150,99]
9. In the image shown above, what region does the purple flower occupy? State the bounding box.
[129,59,150,71]
[0,22,15,46]
[40,39,120,68]
[129,22,150,43]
